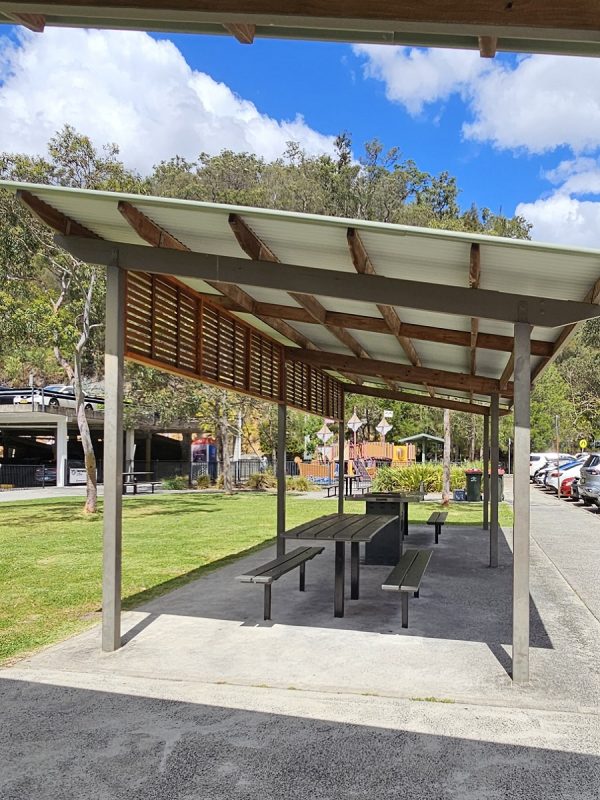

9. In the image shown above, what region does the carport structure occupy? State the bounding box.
[4,181,600,685]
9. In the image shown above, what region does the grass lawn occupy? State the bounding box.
[0,492,513,664]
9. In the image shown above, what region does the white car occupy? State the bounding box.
[530,452,573,480]
[13,384,103,412]
[545,456,588,493]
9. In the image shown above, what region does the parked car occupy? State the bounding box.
[34,465,57,485]
[570,477,581,501]
[545,455,588,493]
[13,384,104,412]
[578,453,600,506]
[530,452,573,481]
[534,456,574,486]
[0,386,30,405]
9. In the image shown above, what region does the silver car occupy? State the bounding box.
[578,453,600,506]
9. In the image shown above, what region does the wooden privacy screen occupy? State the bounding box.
[125,271,344,419]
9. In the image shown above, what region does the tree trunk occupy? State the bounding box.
[442,408,452,506]
[219,413,234,494]
[74,350,98,513]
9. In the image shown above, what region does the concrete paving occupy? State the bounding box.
[2,485,600,798]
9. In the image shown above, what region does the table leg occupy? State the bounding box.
[334,541,345,617]
[402,501,409,538]
[350,542,359,599]
[398,514,404,560]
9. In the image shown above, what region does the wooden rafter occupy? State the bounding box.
[223,22,255,43]
[344,382,491,416]
[116,201,322,353]
[347,227,435,396]
[478,35,497,58]
[196,291,554,357]
[229,213,387,385]
[17,190,98,238]
[3,12,45,31]
[285,347,513,396]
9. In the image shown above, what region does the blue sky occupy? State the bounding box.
[160,34,544,214]
[1,25,600,246]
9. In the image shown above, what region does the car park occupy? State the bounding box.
[530,452,573,481]
[578,453,600,507]
[12,384,104,411]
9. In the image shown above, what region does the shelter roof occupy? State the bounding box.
[3,180,600,414]
[397,434,445,444]
[1,2,600,58]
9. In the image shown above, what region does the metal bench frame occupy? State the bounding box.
[237,546,324,620]
[427,511,448,543]
[382,548,433,628]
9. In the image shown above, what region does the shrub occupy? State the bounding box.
[286,475,314,492]
[195,474,211,489]
[247,471,277,490]
[162,475,188,490]
[372,464,470,493]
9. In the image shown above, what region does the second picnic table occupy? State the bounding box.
[283,513,398,618]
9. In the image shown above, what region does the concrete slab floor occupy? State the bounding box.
[2,486,600,798]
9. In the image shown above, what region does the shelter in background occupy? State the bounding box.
[398,433,445,463]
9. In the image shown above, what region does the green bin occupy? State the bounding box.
[465,469,483,502]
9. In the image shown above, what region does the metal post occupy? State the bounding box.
[482,412,490,530]
[337,400,345,514]
[125,429,135,473]
[513,322,531,684]
[334,540,345,617]
[276,403,286,557]
[102,264,125,652]
[489,393,499,567]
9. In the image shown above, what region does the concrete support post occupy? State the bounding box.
[276,403,286,557]
[513,322,532,684]
[55,416,68,488]
[490,393,499,567]
[482,412,490,531]
[102,264,125,653]
[337,399,345,514]
[125,429,135,474]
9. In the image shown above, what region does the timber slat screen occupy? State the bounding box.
[125,271,343,419]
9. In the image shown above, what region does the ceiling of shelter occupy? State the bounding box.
[3,181,600,414]
[1,2,600,57]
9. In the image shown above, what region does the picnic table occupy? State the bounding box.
[283,513,398,618]
[122,471,160,494]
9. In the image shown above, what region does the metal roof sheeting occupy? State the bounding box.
[3,180,600,409]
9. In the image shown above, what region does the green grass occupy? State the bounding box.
[0,493,512,664]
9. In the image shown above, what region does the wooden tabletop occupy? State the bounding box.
[283,513,398,543]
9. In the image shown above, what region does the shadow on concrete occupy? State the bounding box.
[1,677,599,799]
[123,524,552,678]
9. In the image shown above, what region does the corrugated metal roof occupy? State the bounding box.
[3,180,600,409]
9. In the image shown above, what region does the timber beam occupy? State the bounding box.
[2,12,44,30]
[223,22,255,43]
[284,347,513,396]
[343,382,491,416]
[202,292,554,357]
[347,227,433,396]
[17,190,99,238]
[53,235,600,329]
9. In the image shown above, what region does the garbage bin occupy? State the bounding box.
[465,469,483,502]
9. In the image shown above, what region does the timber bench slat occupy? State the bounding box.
[237,546,324,620]
[427,511,448,543]
[382,548,433,628]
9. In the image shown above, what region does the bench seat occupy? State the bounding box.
[382,548,433,628]
[237,546,324,620]
[427,511,448,543]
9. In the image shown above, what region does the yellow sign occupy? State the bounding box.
[579,438,588,450]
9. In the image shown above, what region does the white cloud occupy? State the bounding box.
[353,44,488,115]
[0,28,336,173]
[354,45,600,155]
[516,193,600,248]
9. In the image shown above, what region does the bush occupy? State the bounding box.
[162,475,188,490]
[195,474,211,489]
[286,475,315,492]
[246,471,277,490]
[372,464,471,493]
